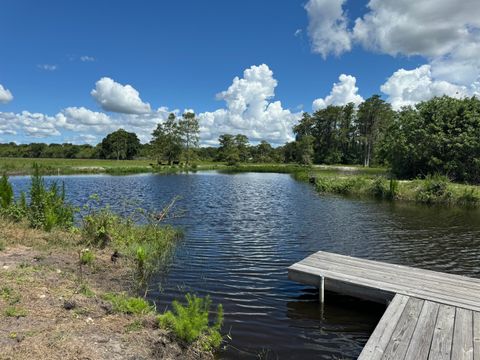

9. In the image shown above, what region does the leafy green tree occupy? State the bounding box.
[295,135,314,165]
[100,129,140,160]
[357,95,393,167]
[254,140,274,162]
[380,96,480,183]
[281,141,298,163]
[218,134,240,165]
[178,112,200,166]
[151,114,183,165]
[234,134,250,162]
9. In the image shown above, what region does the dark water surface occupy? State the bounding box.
[10,172,480,359]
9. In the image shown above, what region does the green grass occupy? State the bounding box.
[0,157,153,175]
[1,286,21,305]
[79,248,95,265]
[102,293,153,315]
[302,171,480,207]
[4,306,27,317]
[81,205,180,294]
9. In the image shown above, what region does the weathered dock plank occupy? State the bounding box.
[288,251,480,359]
[428,305,455,360]
[404,300,439,360]
[289,251,480,311]
[452,308,474,360]
[358,294,409,360]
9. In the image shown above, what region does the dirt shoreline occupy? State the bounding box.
[0,221,213,360]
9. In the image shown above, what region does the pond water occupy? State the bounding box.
[9,172,480,359]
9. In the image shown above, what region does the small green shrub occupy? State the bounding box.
[158,294,223,351]
[81,203,180,296]
[1,287,21,305]
[0,240,4,251]
[79,249,94,266]
[82,207,117,248]
[415,174,452,204]
[369,177,388,198]
[103,293,153,315]
[78,283,95,297]
[28,164,75,231]
[0,174,13,209]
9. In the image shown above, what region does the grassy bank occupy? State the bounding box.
[0,220,215,359]
[0,157,154,175]
[298,171,480,208]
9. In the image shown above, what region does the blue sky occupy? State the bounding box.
[0,0,478,145]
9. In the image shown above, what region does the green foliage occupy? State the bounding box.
[315,176,368,195]
[415,174,452,204]
[79,249,95,265]
[178,112,200,166]
[0,174,13,209]
[368,177,398,200]
[388,178,399,200]
[458,188,480,207]
[82,205,117,248]
[295,135,315,165]
[217,134,241,165]
[369,177,388,199]
[380,96,480,183]
[4,306,27,317]
[78,283,95,297]
[81,202,180,295]
[125,319,144,332]
[103,293,153,315]
[1,286,21,305]
[158,294,224,351]
[151,113,183,165]
[100,128,141,160]
[27,164,75,231]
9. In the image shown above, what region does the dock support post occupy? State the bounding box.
[319,276,325,303]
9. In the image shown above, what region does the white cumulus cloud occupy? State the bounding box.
[198,64,300,146]
[305,0,480,102]
[380,65,480,110]
[353,0,480,85]
[312,74,364,110]
[91,77,151,114]
[0,85,13,104]
[305,0,351,58]
[0,111,61,138]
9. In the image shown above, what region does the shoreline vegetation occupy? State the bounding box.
[1,158,479,208]
[0,170,224,359]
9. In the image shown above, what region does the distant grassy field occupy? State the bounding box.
[0,157,154,175]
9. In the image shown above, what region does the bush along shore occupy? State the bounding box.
[293,170,480,208]
[0,168,224,359]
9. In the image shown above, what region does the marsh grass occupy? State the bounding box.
[0,157,153,175]
[300,169,480,207]
[81,197,181,296]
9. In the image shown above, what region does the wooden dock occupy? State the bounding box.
[288,251,480,359]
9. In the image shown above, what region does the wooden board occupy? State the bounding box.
[288,251,480,311]
[287,251,480,359]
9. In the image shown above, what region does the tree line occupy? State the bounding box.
[0,95,478,183]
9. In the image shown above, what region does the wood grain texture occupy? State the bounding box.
[288,251,480,359]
